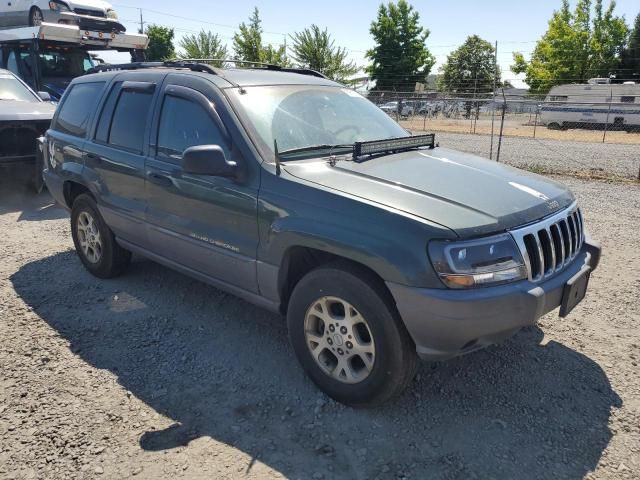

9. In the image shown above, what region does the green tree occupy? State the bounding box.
[618,13,640,80]
[289,25,358,82]
[232,7,288,66]
[178,30,228,64]
[366,0,435,92]
[439,35,500,96]
[145,24,175,61]
[512,0,628,94]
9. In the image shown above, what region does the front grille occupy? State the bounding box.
[510,203,584,282]
[0,122,47,158]
[74,8,106,17]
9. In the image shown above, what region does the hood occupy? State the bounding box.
[67,0,112,10]
[0,100,55,121]
[282,147,575,237]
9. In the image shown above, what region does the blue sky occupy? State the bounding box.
[106,0,640,86]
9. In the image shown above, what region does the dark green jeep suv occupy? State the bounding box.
[42,61,600,406]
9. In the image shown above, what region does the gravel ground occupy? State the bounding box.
[422,132,640,179]
[1,174,639,480]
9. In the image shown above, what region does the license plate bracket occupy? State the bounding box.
[559,268,591,317]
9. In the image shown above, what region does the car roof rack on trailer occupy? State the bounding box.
[0,22,148,51]
[85,58,327,79]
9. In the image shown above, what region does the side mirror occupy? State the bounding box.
[37,91,52,102]
[182,145,237,178]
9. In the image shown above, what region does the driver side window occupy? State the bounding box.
[157,94,229,163]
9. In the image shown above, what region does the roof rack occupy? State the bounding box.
[83,59,329,85]
[175,58,328,79]
[85,61,222,76]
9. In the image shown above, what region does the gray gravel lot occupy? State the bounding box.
[0,174,639,480]
[432,132,640,179]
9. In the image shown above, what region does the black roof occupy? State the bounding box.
[84,61,341,88]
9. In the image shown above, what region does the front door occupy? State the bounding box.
[83,76,159,247]
[144,75,259,292]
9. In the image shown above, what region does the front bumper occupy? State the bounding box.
[387,237,601,361]
[44,11,125,33]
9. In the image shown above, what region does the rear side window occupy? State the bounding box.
[157,95,229,161]
[55,82,105,137]
[108,90,154,153]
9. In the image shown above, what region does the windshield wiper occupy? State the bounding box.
[278,143,353,158]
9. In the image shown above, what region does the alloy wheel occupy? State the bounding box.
[304,296,376,384]
[76,211,103,264]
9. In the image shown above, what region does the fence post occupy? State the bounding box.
[496,95,506,163]
[489,40,498,159]
[602,88,613,143]
[533,106,539,139]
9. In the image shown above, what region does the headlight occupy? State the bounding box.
[49,1,71,12]
[106,9,118,19]
[429,233,527,288]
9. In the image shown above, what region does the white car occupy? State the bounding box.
[0,0,124,32]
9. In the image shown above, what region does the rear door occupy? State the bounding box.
[84,73,161,247]
[144,74,260,292]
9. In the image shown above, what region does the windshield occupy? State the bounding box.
[34,49,95,78]
[228,85,409,157]
[0,73,38,102]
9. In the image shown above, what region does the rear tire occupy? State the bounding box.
[29,7,43,26]
[287,263,418,407]
[70,194,131,279]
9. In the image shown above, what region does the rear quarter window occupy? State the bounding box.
[54,82,105,137]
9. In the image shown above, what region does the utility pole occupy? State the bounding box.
[139,9,144,34]
[489,40,498,159]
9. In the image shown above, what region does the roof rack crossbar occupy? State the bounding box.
[162,60,222,75]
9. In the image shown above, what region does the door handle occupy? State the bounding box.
[148,172,173,187]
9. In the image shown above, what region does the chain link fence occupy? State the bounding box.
[367,91,640,180]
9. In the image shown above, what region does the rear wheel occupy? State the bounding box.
[70,194,131,278]
[29,7,43,26]
[287,263,418,407]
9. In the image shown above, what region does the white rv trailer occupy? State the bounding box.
[540,81,640,131]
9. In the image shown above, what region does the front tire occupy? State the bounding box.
[70,194,131,278]
[287,263,418,407]
[29,7,43,26]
